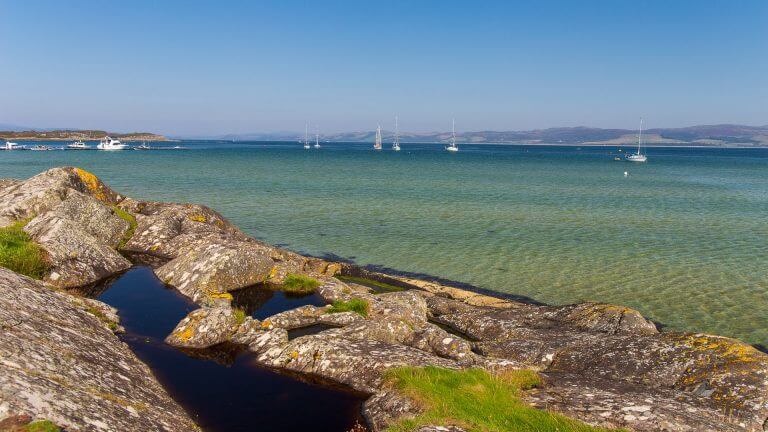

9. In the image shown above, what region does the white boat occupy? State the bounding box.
[303,124,310,149]
[29,145,54,151]
[97,136,129,150]
[314,129,321,148]
[392,116,401,151]
[446,119,458,152]
[134,142,151,150]
[2,141,24,150]
[374,125,382,150]
[625,118,647,162]
[66,140,90,150]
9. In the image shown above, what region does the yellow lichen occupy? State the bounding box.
[74,168,108,202]
[261,320,272,329]
[207,292,233,301]
[179,326,195,341]
[290,351,299,360]
[188,214,207,223]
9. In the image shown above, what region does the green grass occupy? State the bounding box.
[338,275,405,293]
[326,298,369,317]
[282,273,321,294]
[233,307,247,325]
[25,420,62,432]
[112,206,137,249]
[0,220,49,279]
[385,367,623,432]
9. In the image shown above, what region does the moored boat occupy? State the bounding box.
[97,136,129,150]
[66,140,90,150]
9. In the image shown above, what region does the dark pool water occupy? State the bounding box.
[95,267,366,432]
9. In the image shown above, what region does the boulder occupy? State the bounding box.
[24,214,131,288]
[0,267,197,431]
[165,306,240,349]
[0,167,121,227]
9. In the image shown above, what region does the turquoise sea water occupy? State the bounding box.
[2,142,767,347]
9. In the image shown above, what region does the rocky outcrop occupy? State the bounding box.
[0,167,131,288]
[118,199,340,305]
[0,268,198,431]
[3,167,767,432]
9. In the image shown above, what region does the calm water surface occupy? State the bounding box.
[2,141,766,346]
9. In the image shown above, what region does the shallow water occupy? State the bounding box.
[95,267,366,431]
[2,141,767,346]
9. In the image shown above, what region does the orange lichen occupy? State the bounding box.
[179,326,195,341]
[74,168,108,202]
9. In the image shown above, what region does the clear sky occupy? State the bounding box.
[0,0,766,136]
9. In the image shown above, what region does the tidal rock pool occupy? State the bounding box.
[94,267,367,431]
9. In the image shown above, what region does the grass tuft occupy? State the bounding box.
[0,220,49,279]
[384,366,623,432]
[112,206,137,249]
[233,307,247,325]
[25,420,62,432]
[326,298,369,317]
[282,273,321,294]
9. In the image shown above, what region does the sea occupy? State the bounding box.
[2,141,766,349]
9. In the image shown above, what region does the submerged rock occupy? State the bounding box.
[0,267,198,431]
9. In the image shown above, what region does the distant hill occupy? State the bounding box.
[0,130,168,141]
[214,124,768,147]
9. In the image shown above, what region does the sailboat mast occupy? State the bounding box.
[395,116,399,145]
[305,123,308,146]
[638,117,643,154]
[451,118,456,146]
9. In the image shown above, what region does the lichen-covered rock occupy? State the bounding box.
[426,295,768,430]
[231,317,265,345]
[155,240,276,304]
[0,167,121,227]
[24,214,131,288]
[253,335,460,394]
[165,306,239,349]
[0,268,197,431]
[262,305,328,329]
[363,390,422,432]
[318,311,365,326]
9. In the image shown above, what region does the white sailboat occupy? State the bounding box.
[392,116,401,151]
[303,124,310,149]
[97,136,129,150]
[446,119,458,152]
[314,128,321,148]
[625,118,647,162]
[374,125,382,150]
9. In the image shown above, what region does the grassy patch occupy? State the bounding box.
[25,420,62,432]
[282,273,321,294]
[112,206,137,249]
[233,307,247,325]
[326,298,369,317]
[338,275,405,293]
[0,220,48,279]
[385,367,622,432]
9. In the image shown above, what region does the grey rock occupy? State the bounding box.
[24,214,131,288]
[0,268,198,431]
[262,305,328,330]
[363,390,421,432]
[165,306,239,349]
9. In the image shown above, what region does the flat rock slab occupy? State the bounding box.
[0,268,198,431]
[165,306,239,349]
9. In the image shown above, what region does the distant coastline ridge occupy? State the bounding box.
[0,129,168,142]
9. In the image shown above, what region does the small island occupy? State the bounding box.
[0,129,168,141]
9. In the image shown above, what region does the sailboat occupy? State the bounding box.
[314,128,321,148]
[303,124,310,149]
[392,116,401,151]
[445,119,458,152]
[625,118,647,162]
[373,125,382,150]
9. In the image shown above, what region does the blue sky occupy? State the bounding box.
[0,0,766,136]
